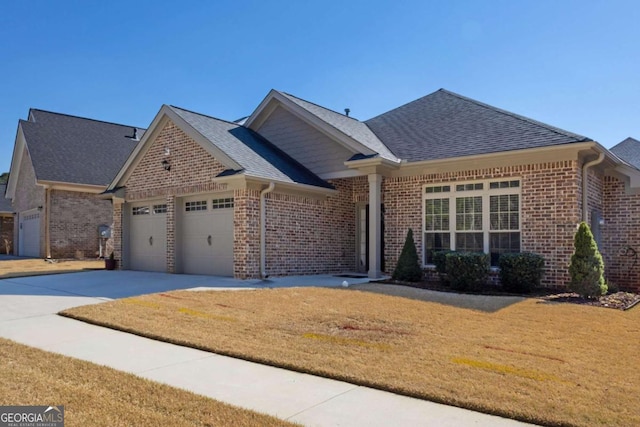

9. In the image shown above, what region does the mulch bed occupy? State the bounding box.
[380,279,640,311]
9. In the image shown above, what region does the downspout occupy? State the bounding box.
[44,186,51,259]
[582,152,605,222]
[260,182,275,279]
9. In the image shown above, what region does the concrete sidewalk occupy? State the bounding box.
[0,271,536,426]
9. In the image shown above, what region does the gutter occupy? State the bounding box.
[260,182,275,279]
[582,152,605,222]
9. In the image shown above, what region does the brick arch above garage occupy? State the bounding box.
[125,119,230,201]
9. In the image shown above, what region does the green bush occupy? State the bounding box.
[392,228,423,282]
[432,250,455,284]
[445,252,489,291]
[569,222,607,298]
[498,252,545,294]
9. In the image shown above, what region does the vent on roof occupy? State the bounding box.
[344,108,350,117]
[126,128,138,140]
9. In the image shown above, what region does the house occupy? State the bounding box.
[0,183,13,254]
[5,109,143,258]
[103,89,640,291]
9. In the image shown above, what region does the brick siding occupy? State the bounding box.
[602,175,640,292]
[49,190,113,259]
[382,161,582,288]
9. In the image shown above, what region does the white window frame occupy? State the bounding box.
[422,179,521,266]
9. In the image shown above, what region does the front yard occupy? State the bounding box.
[0,258,103,279]
[0,337,294,426]
[61,285,640,427]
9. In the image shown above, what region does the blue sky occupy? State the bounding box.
[1,1,639,174]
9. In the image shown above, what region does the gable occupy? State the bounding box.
[255,105,355,177]
[125,119,229,196]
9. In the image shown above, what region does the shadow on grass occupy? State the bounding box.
[348,283,526,313]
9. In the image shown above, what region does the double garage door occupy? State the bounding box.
[129,195,234,276]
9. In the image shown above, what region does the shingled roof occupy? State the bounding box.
[20,110,143,186]
[365,89,591,162]
[610,137,640,170]
[169,106,333,189]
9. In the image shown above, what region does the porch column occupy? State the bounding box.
[368,173,382,279]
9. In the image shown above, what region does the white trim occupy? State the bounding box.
[6,125,27,200]
[422,178,522,266]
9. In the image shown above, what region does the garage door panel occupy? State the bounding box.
[181,197,234,276]
[129,203,166,272]
[19,210,40,257]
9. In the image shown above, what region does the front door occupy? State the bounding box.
[356,204,385,274]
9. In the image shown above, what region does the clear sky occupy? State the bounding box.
[1,1,639,174]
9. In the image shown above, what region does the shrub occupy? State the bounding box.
[392,229,423,282]
[606,281,619,294]
[498,252,545,294]
[569,222,607,298]
[432,250,455,284]
[445,252,489,291]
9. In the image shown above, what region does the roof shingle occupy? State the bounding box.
[365,89,591,162]
[169,106,332,189]
[22,110,143,186]
[610,137,640,170]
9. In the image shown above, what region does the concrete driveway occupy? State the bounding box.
[0,270,535,426]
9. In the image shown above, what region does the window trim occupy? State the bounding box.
[422,179,521,266]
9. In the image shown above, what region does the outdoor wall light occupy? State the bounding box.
[161,159,171,171]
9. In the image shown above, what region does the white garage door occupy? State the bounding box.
[181,196,234,276]
[129,202,167,272]
[19,209,40,257]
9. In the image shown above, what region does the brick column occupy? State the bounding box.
[166,195,176,273]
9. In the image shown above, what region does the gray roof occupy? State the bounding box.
[610,137,640,170]
[0,184,11,213]
[169,106,332,189]
[21,109,143,186]
[278,92,399,162]
[365,89,591,162]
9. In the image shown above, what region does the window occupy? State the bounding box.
[153,204,167,214]
[211,198,234,209]
[132,206,150,215]
[423,179,521,266]
[185,200,207,212]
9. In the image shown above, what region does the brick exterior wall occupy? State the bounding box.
[382,161,582,288]
[49,190,113,259]
[233,189,261,279]
[262,179,356,276]
[0,215,13,254]
[602,175,640,292]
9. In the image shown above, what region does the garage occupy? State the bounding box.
[181,195,234,276]
[129,202,167,272]
[18,209,40,257]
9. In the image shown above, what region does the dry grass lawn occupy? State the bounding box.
[0,337,295,426]
[61,286,640,427]
[0,259,103,279]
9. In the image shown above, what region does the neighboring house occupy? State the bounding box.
[104,89,640,291]
[0,183,13,254]
[5,110,143,258]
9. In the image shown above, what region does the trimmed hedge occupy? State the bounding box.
[392,229,423,282]
[432,250,455,284]
[569,222,607,298]
[498,252,545,294]
[445,252,489,291]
